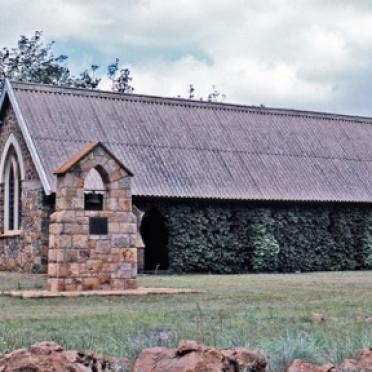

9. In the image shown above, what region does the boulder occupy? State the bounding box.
[0,341,86,372]
[339,348,372,370]
[285,359,335,372]
[0,341,131,372]
[221,347,267,371]
[133,339,266,372]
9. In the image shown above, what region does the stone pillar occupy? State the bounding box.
[47,144,137,291]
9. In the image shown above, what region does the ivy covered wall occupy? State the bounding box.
[134,198,372,273]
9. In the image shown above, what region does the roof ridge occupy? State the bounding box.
[10,80,372,124]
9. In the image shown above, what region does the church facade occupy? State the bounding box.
[1,79,372,282]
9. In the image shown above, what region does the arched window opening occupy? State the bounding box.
[84,168,106,211]
[4,155,21,232]
[140,208,169,271]
[8,164,14,230]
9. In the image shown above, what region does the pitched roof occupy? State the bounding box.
[4,80,372,202]
[53,141,133,176]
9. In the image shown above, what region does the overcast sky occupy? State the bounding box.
[1,0,372,115]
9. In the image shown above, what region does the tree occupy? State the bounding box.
[180,84,227,102]
[107,58,134,93]
[0,31,101,94]
[188,84,195,99]
[207,85,226,103]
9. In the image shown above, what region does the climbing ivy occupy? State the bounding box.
[135,199,372,273]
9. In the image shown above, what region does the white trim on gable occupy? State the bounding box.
[2,80,52,195]
[0,133,25,182]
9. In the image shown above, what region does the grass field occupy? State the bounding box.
[1,272,372,370]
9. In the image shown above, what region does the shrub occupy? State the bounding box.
[135,199,372,273]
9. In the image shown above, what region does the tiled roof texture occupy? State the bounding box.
[9,81,372,202]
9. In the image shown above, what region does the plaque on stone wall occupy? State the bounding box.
[89,217,108,235]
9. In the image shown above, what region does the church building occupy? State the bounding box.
[1,79,372,288]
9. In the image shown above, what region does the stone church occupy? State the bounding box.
[2,79,372,289]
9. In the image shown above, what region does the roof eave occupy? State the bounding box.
[4,79,53,195]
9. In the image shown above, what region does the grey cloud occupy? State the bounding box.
[1,0,372,115]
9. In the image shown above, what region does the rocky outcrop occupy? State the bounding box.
[133,339,266,372]
[0,341,131,372]
[0,340,266,372]
[15,339,372,372]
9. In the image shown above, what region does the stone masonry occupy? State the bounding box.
[0,105,50,273]
[47,143,137,291]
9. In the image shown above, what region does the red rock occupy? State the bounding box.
[133,339,266,372]
[177,339,204,354]
[222,347,266,371]
[285,359,335,372]
[0,341,131,372]
[0,342,87,372]
[339,348,372,370]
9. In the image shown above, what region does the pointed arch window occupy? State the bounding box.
[0,135,25,234]
[4,155,21,232]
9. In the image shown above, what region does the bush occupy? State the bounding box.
[248,208,280,272]
[135,199,372,273]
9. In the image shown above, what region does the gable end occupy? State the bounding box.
[0,80,52,194]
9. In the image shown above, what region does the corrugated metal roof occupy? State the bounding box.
[7,81,372,202]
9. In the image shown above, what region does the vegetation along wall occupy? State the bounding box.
[134,198,372,273]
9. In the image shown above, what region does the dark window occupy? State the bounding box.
[84,192,103,210]
[89,217,108,235]
[8,164,14,230]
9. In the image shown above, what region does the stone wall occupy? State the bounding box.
[47,145,138,291]
[0,104,50,273]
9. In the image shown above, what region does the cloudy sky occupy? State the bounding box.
[1,0,372,115]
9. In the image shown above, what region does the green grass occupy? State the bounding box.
[1,272,372,370]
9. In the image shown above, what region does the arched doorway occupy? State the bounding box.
[140,208,169,271]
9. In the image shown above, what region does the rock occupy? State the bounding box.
[177,339,203,354]
[0,341,87,372]
[339,348,372,370]
[133,339,266,372]
[0,339,264,372]
[311,313,330,323]
[285,359,335,372]
[0,341,131,372]
[222,347,267,372]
